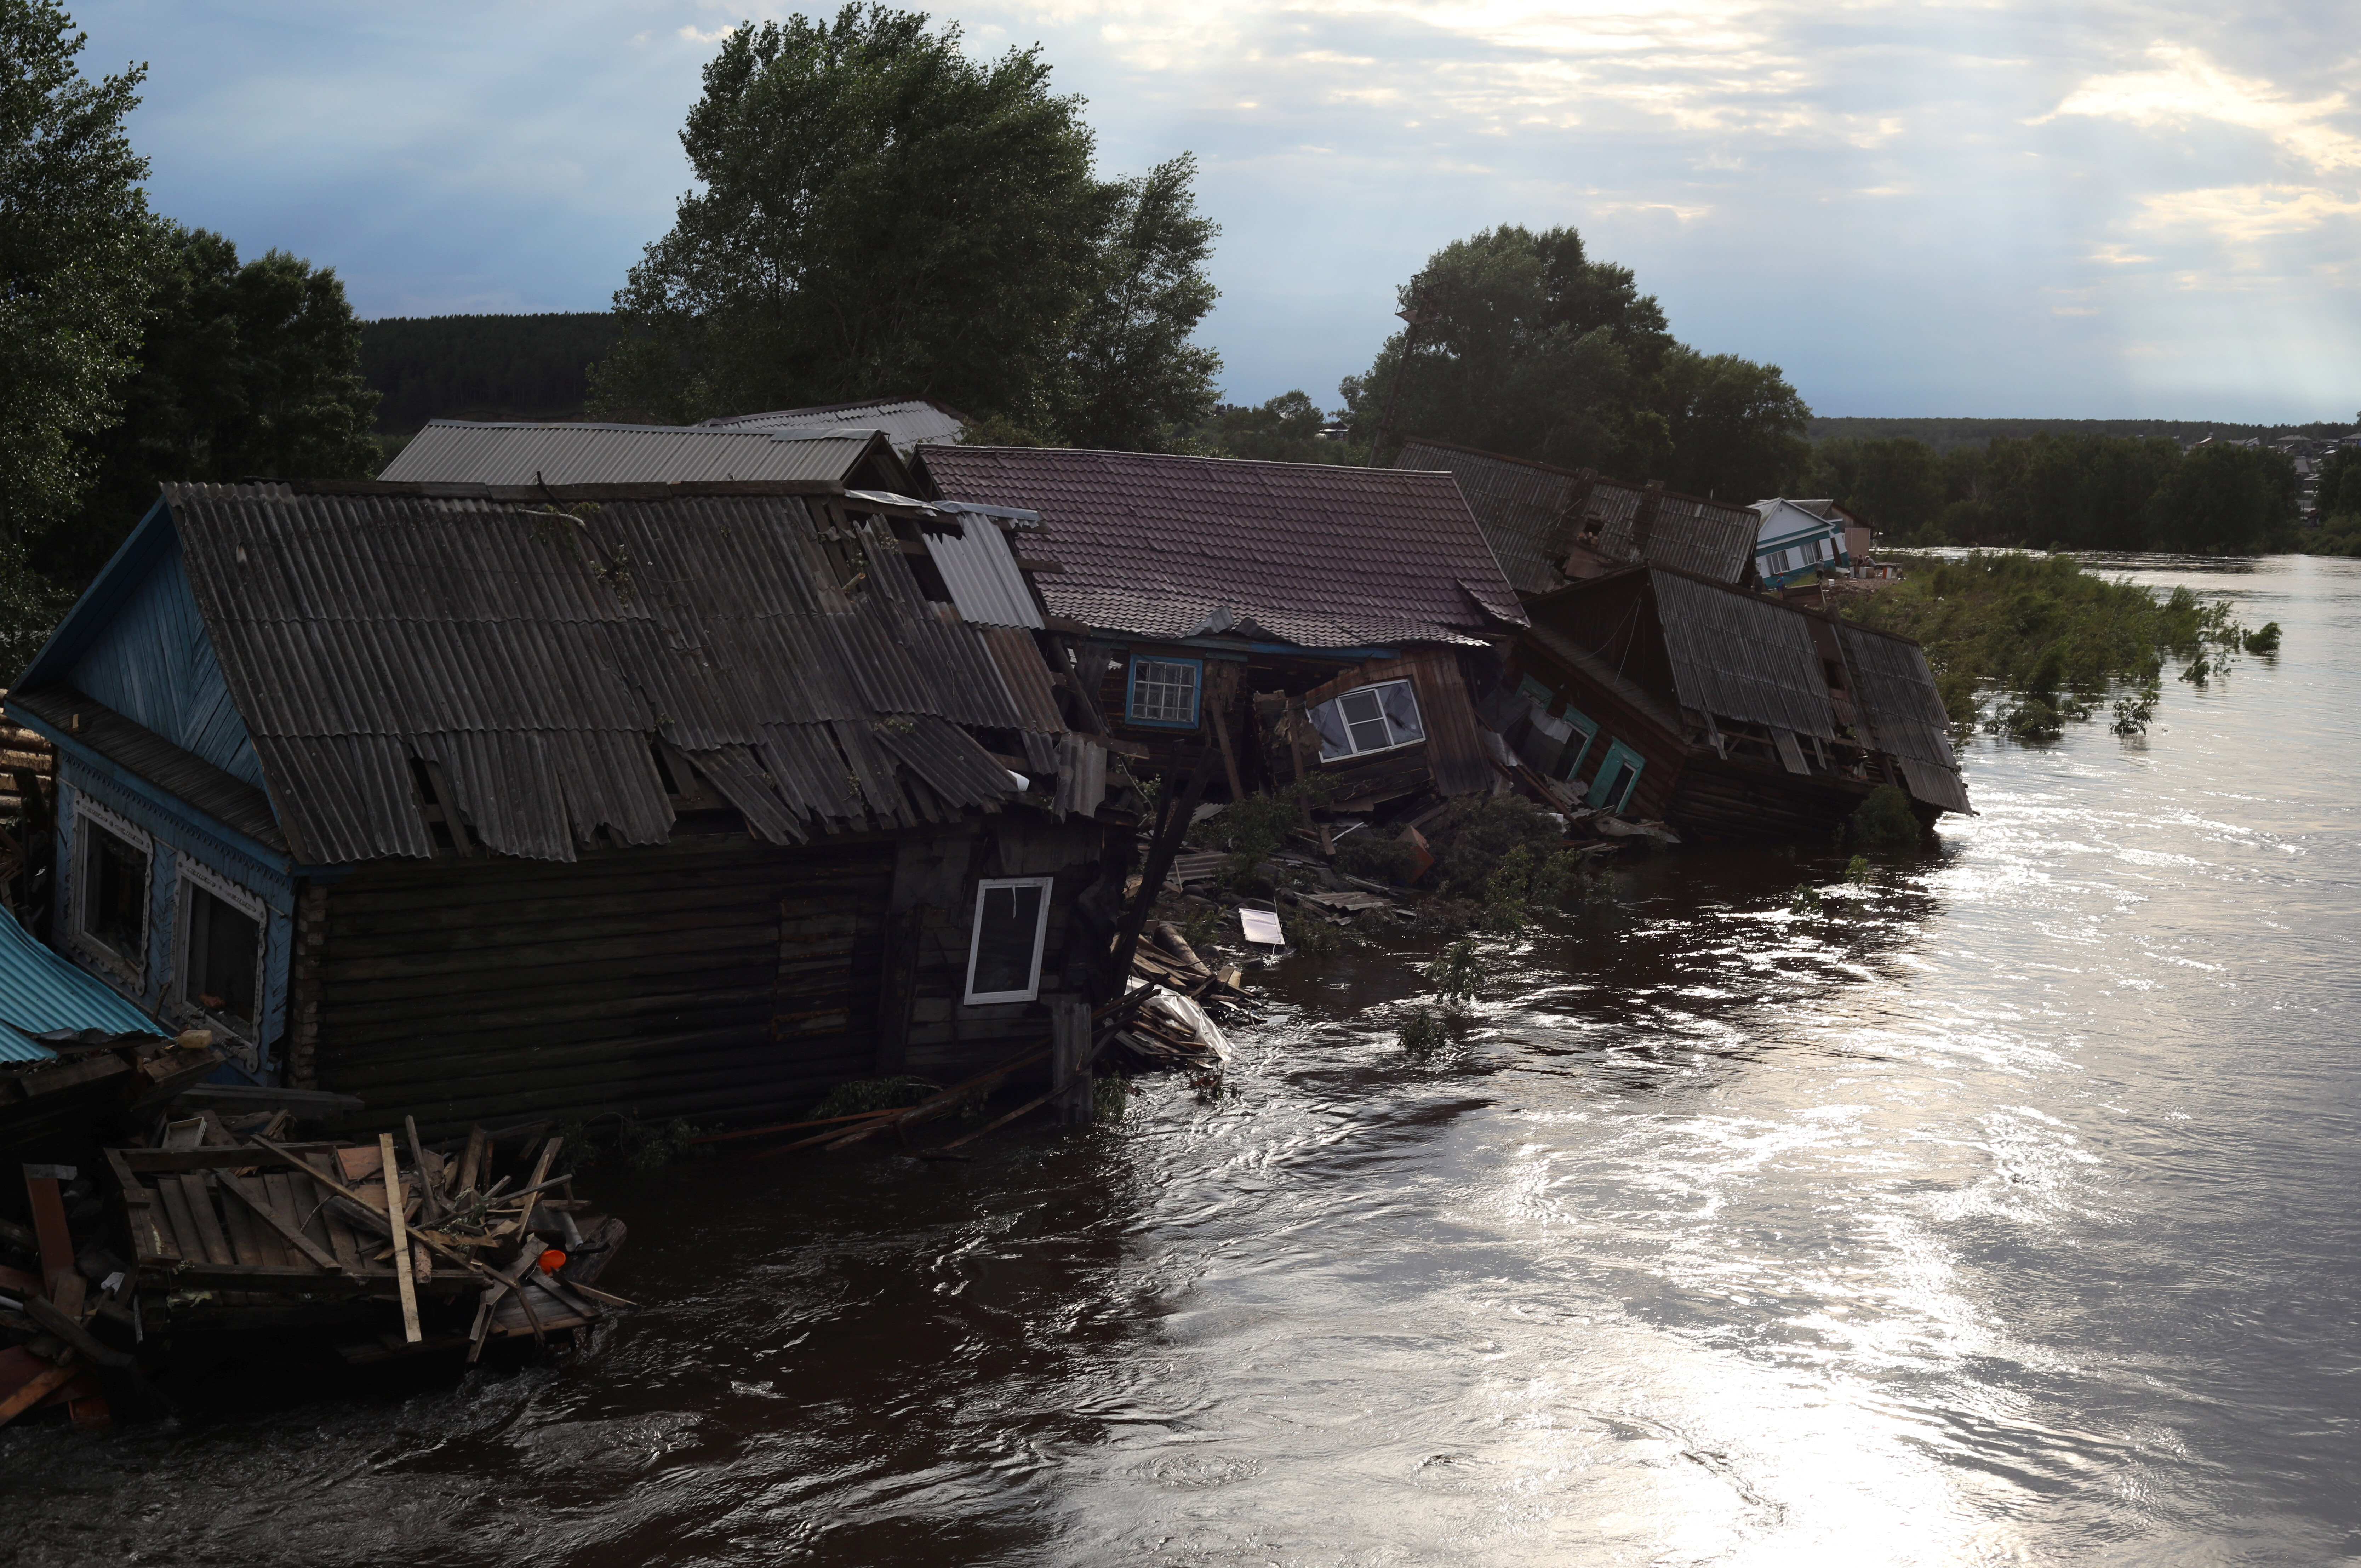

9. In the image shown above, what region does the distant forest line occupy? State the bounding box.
[361,313,625,434]
[1807,416,2351,453]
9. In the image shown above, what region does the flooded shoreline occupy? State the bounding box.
[6,553,2358,1566]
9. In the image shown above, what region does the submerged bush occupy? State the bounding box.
[1848,551,2265,743]
[2243,620,2281,655]
[1428,796,1565,897]
[1334,831,1425,885]
[1848,783,1923,849]
[1424,938,1485,1006]
[807,1074,936,1122]
[1397,1007,1447,1052]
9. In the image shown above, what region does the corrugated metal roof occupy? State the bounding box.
[0,903,160,1060]
[1649,570,1838,740]
[1833,622,1973,814]
[924,521,1042,629]
[380,420,891,487]
[1396,440,1758,588]
[703,397,968,455]
[79,481,1066,865]
[919,446,1525,648]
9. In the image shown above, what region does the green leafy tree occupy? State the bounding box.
[1054,154,1221,451]
[0,0,158,548]
[593,6,1219,449]
[1654,345,1812,503]
[48,225,381,584]
[1338,224,1672,472]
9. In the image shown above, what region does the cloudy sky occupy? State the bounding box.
[78,0,2361,422]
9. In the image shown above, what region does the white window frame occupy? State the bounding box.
[172,854,269,1043]
[961,875,1056,1005]
[1313,678,1424,761]
[69,794,152,984]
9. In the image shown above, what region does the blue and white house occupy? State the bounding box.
[1751,498,1851,588]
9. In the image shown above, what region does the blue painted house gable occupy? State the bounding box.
[55,527,266,789]
[10,499,296,1077]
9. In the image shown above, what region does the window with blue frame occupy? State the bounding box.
[1126,656,1203,727]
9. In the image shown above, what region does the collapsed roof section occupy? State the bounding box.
[1394,439,1759,593]
[917,445,1526,649]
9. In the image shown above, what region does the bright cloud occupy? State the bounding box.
[70,0,2361,421]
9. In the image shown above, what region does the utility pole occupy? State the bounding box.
[1365,288,1439,467]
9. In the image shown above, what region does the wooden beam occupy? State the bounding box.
[377,1134,421,1344]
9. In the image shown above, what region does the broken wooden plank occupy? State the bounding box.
[216,1179,270,1267]
[0,1357,78,1426]
[378,1134,421,1345]
[171,1173,236,1266]
[154,1177,207,1269]
[22,1165,75,1299]
[216,1170,343,1274]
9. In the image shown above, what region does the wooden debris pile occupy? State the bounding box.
[0,1029,224,1160]
[0,1122,633,1429]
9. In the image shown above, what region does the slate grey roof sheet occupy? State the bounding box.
[148,481,1060,865]
[380,420,884,486]
[1648,570,1838,740]
[923,521,1042,629]
[918,446,1525,648]
[1833,622,1972,813]
[703,397,967,454]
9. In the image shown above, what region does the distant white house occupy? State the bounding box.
[1751,498,1850,587]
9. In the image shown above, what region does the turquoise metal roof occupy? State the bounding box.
[0,906,162,1061]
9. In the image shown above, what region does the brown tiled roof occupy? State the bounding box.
[916,446,1525,648]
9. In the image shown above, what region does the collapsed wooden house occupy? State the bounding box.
[915,445,1527,811]
[1497,565,1971,839]
[1394,439,1760,595]
[3,479,1137,1133]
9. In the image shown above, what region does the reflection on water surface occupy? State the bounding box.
[5,555,2358,1567]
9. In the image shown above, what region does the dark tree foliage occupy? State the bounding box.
[1191,389,1356,464]
[1338,224,1673,473]
[594,6,1220,448]
[1340,224,1809,500]
[2145,443,2300,555]
[1810,430,2301,555]
[0,0,156,541]
[361,312,625,433]
[1654,345,1813,502]
[46,226,381,586]
[1056,154,1222,450]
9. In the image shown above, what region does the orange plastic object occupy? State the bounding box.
[537,1248,567,1276]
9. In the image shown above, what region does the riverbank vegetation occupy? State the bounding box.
[1843,552,2258,740]
[1811,433,2302,555]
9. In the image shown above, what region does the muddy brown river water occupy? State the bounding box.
[4,553,2357,1567]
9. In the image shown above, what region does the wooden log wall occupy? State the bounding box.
[0,696,56,819]
[308,833,899,1134]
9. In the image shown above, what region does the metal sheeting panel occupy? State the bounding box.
[1835,623,1973,814]
[1651,571,1837,740]
[704,398,967,454]
[164,483,1041,864]
[924,522,1042,628]
[1395,440,1577,596]
[380,420,875,486]
[0,903,161,1061]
